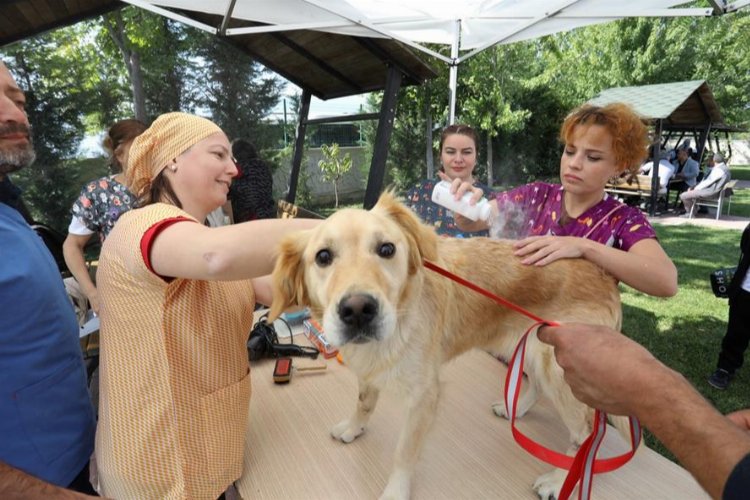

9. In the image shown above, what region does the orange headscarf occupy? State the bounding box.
[126,112,224,198]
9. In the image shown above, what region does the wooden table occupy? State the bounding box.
[236,331,708,499]
[605,174,663,199]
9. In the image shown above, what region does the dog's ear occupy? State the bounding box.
[268,230,312,321]
[374,191,439,274]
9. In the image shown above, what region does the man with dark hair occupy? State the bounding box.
[0,60,97,497]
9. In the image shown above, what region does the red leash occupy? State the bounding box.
[423,260,641,500]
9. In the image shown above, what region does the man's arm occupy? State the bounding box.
[537,324,750,499]
[0,461,94,499]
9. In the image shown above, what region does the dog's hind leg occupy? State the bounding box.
[492,374,538,419]
[379,372,440,500]
[331,379,380,443]
[533,389,592,500]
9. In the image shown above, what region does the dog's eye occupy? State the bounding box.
[315,249,333,267]
[377,242,396,259]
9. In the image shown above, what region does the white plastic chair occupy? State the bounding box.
[689,180,737,220]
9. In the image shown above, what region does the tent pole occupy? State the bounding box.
[287,89,311,204]
[364,66,402,209]
[448,20,460,125]
[219,0,237,35]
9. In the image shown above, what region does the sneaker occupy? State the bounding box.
[708,369,733,390]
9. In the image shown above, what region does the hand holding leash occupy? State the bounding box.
[536,323,660,416]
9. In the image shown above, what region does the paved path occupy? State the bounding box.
[648,180,749,231]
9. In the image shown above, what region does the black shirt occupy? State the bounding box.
[724,452,750,499]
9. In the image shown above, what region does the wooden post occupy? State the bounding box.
[364,66,402,209]
[287,89,311,204]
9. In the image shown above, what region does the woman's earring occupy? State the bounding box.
[170,164,177,172]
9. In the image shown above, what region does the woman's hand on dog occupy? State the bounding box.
[514,235,592,266]
[536,323,667,416]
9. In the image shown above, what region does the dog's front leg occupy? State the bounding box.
[380,373,440,500]
[331,378,380,443]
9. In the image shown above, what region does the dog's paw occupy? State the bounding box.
[491,402,510,419]
[533,470,564,500]
[378,469,411,500]
[331,419,365,443]
[492,401,530,419]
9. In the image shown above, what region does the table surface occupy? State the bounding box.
[236,321,708,500]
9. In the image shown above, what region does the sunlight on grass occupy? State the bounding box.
[619,222,748,459]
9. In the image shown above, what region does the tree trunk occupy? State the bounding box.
[425,88,434,179]
[334,182,339,208]
[129,51,146,121]
[106,11,147,122]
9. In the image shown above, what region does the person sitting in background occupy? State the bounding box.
[94,112,319,499]
[671,145,700,190]
[670,145,701,212]
[679,153,731,216]
[639,148,675,191]
[1,59,97,498]
[405,124,491,237]
[708,221,750,390]
[537,322,749,500]
[227,138,275,223]
[445,103,677,298]
[62,118,147,315]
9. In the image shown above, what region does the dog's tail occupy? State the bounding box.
[609,414,645,452]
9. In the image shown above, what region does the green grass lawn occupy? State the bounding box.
[622,222,748,459]
[728,165,750,218]
[731,164,750,181]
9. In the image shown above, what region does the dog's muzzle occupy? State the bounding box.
[337,293,379,343]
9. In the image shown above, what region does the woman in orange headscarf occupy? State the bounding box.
[94,112,317,499]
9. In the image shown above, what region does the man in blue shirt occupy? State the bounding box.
[671,146,701,212]
[0,60,96,497]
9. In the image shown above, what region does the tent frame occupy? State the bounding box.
[133,0,716,125]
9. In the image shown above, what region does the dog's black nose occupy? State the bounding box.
[338,293,379,329]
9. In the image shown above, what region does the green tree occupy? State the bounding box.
[97,7,197,123]
[194,35,283,149]
[318,143,352,208]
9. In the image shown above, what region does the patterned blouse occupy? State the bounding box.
[492,182,656,250]
[405,178,492,238]
[70,175,134,241]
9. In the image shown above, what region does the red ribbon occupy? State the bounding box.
[424,259,641,500]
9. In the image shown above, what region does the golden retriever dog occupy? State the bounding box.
[268,192,627,500]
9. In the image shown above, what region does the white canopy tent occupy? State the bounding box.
[120,0,749,123]
[119,0,748,207]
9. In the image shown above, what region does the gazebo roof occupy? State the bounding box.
[0,0,437,100]
[588,80,739,131]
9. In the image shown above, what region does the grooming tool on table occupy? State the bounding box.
[272,357,327,384]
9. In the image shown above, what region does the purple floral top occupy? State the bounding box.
[71,175,134,241]
[493,182,656,250]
